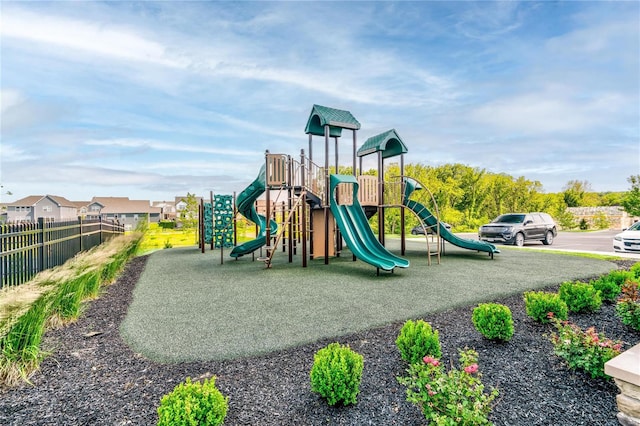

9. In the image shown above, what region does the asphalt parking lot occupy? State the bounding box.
[456,229,640,259]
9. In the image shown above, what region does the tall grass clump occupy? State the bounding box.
[0,295,51,385]
[0,231,143,386]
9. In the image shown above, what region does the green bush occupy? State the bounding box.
[616,281,640,331]
[472,303,514,341]
[395,319,442,364]
[591,275,624,303]
[524,291,568,323]
[310,343,364,406]
[157,377,228,426]
[558,281,602,313]
[159,220,176,229]
[631,263,640,280]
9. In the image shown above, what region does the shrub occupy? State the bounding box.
[616,281,640,331]
[631,263,640,280]
[472,303,514,341]
[157,376,228,426]
[590,275,623,303]
[548,314,623,379]
[524,291,568,323]
[579,218,589,230]
[163,239,173,249]
[310,342,364,406]
[558,281,602,313]
[398,348,499,425]
[396,319,442,364]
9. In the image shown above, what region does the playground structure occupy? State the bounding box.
[199,105,499,272]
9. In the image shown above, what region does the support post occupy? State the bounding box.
[301,149,308,267]
[324,124,330,265]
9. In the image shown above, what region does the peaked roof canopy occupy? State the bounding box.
[357,129,408,159]
[304,104,361,138]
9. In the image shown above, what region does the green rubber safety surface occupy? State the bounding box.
[120,241,615,363]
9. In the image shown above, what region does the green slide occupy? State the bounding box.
[230,165,278,258]
[329,174,409,271]
[403,178,499,258]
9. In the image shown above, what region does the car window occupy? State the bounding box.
[524,214,534,224]
[532,214,545,223]
[629,221,640,231]
[494,214,525,224]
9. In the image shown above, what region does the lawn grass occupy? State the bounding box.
[120,239,616,363]
[137,223,198,254]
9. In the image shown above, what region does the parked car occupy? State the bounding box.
[411,222,451,235]
[478,213,557,246]
[613,221,640,253]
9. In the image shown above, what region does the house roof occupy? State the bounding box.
[91,197,161,214]
[304,104,361,138]
[357,129,408,159]
[9,195,77,208]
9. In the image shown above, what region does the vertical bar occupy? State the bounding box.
[210,191,214,251]
[400,154,406,255]
[378,152,385,245]
[265,151,271,264]
[301,149,307,267]
[324,124,330,265]
[200,199,205,253]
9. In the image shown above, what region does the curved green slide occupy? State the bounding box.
[403,178,500,257]
[329,174,409,271]
[230,165,278,258]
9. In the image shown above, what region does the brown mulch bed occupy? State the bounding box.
[1,256,638,425]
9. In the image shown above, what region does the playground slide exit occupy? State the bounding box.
[329,174,409,271]
[230,165,279,258]
[403,178,500,257]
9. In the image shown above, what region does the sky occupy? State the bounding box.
[1,1,639,204]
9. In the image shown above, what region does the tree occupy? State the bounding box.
[180,193,199,230]
[621,175,640,217]
[562,180,592,207]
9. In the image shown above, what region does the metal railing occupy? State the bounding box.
[0,218,124,288]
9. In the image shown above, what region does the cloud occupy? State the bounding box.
[1,8,185,68]
[84,139,262,157]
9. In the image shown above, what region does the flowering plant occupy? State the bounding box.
[616,280,640,331]
[397,348,498,425]
[547,313,623,379]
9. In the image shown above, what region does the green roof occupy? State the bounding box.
[304,104,361,137]
[356,129,408,159]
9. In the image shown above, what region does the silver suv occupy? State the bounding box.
[478,213,557,247]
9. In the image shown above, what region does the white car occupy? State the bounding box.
[613,221,640,253]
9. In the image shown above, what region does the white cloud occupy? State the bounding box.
[84,139,261,157]
[1,8,186,68]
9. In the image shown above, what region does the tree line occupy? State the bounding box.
[368,163,639,233]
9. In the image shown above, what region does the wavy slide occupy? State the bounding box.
[403,178,500,258]
[329,174,409,271]
[230,165,278,258]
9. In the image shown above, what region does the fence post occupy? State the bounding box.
[38,217,46,271]
[79,216,83,252]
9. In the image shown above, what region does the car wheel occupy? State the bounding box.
[514,233,525,247]
[542,231,554,245]
[411,230,418,235]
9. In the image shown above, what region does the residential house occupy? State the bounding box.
[152,201,177,221]
[174,195,202,222]
[5,195,78,223]
[86,197,161,231]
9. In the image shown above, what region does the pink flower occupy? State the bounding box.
[464,364,479,374]
[546,312,555,319]
[422,356,440,366]
[428,390,436,396]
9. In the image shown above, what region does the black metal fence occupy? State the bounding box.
[0,218,125,288]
